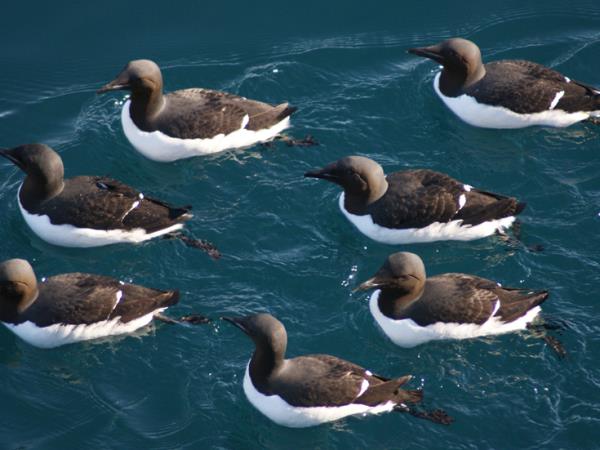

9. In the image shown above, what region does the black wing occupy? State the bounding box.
[494,287,548,323]
[453,188,525,226]
[22,273,178,327]
[369,170,465,228]
[38,176,191,232]
[273,354,418,407]
[157,88,295,139]
[468,60,600,114]
[407,274,500,326]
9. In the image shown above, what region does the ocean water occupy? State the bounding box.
[1,1,600,448]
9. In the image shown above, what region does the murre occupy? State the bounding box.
[0,144,219,256]
[98,59,306,161]
[356,252,550,348]
[305,155,524,244]
[222,313,451,427]
[0,258,209,348]
[409,37,600,128]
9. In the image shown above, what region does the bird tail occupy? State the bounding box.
[497,289,549,323]
[275,103,297,121]
[163,289,180,307]
[515,201,527,215]
[398,389,424,404]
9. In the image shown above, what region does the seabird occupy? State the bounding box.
[356,252,549,347]
[223,313,451,427]
[305,156,524,244]
[0,258,209,348]
[408,37,600,128]
[0,144,219,256]
[97,59,302,161]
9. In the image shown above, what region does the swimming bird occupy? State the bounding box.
[408,38,600,128]
[223,313,451,427]
[355,252,548,347]
[0,144,219,256]
[0,259,208,348]
[97,59,305,161]
[304,156,524,244]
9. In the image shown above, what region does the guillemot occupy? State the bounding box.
[356,252,549,347]
[408,38,600,128]
[97,59,311,161]
[305,156,524,244]
[223,313,451,427]
[0,259,209,348]
[0,144,219,256]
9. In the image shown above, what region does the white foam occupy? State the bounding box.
[2,309,164,348]
[242,364,394,428]
[339,193,515,244]
[121,100,291,162]
[433,73,592,128]
[368,290,541,348]
[18,188,183,248]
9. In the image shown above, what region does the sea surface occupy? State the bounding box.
[1,1,600,448]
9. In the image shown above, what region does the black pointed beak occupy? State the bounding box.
[353,276,387,292]
[0,148,24,170]
[354,273,420,292]
[304,168,339,181]
[408,46,445,64]
[97,73,131,94]
[221,316,250,334]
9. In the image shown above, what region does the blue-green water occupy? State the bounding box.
[2,1,600,448]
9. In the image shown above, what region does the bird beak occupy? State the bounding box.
[353,276,387,292]
[304,167,339,182]
[408,45,445,64]
[221,316,250,334]
[97,72,131,94]
[0,148,24,170]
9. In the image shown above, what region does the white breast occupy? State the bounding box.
[339,193,515,244]
[121,101,291,162]
[242,364,394,428]
[2,309,163,348]
[433,73,591,128]
[368,290,541,348]
[18,190,183,248]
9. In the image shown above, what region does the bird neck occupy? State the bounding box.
[0,284,38,323]
[439,64,486,97]
[19,176,64,210]
[377,287,423,320]
[343,178,388,215]
[248,341,285,394]
[129,87,165,130]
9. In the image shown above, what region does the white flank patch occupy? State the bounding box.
[339,193,515,244]
[121,100,291,162]
[433,72,592,128]
[108,290,123,317]
[241,114,250,129]
[549,91,565,110]
[368,290,541,348]
[358,379,369,397]
[121,200,140,221]
[2,308,165,348]
[458,194,467,210]
[242,364,394,428]
[18,189,183,248]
